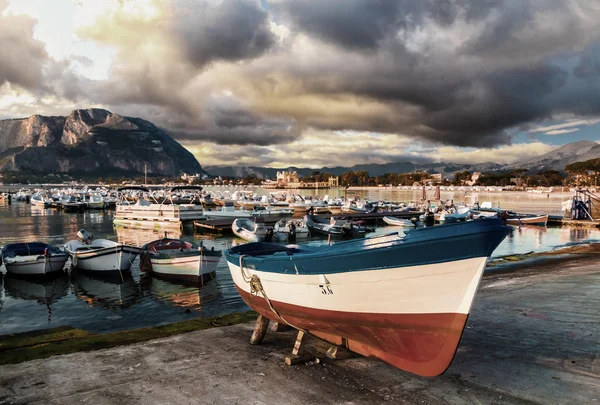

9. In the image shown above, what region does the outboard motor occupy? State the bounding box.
[288,222,297,243]
[264,228,274,242]
[424,212,435,226]
[77,229,94,244]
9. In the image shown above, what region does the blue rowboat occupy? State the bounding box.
[225,218,510,377]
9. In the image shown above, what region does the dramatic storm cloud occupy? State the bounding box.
[1,0,600,166]
[172,0,275,68]
[0,0,48,90]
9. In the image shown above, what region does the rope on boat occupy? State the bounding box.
[239,254,307,333]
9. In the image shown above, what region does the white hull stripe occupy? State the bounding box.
[228,256,488,315]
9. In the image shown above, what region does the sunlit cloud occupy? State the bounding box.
[529,118,600,135]
[2,0,600,169]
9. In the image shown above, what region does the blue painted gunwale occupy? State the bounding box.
[225,219,511,275]
[2,242,66,258]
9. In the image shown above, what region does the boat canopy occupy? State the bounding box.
[170,185,203,192]
[117,186,150,192]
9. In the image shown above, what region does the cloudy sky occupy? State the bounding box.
[1,0,600,168]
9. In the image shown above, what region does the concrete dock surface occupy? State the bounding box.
[0,255,599,404]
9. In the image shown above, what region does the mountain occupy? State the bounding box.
[204,161,504,179]
[504,140,599,172]
[0,109,205,177]
[206,140,600,179]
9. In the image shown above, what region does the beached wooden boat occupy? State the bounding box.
[382,216,415,227]
[65,230,142,272]
[1,242,68,276]
[505,214,548,226]
[225,219,510,377]
[140,238,222,283]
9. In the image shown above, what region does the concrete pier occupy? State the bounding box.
[0,255,599,404]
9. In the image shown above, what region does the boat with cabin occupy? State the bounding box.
[113,186,206,229]
[225,218,510,377]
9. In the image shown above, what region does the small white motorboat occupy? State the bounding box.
[232,218,273,242]
[140,238,222,283]
[85,194,105,210]
[65,230,142,272]
[1,242,69,276]
[273,219,310,239]
[30,193,51,208]
[382,216,415,227]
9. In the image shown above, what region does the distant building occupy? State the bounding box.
[271,170,339,189]
[276,171,300,185]
[467,172,482,186]
[181,172,208,184]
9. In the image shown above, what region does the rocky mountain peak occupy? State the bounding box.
[61,108,138,145]
[0,109,205,177]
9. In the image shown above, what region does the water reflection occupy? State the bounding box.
[569,227,591,242]
[71,270,140,310]
[2,198,600,336]
[114,225,182,247]
[511,225,548,250]
[3,273,69,322]
[141,276,223,311]
[143,277,223,311]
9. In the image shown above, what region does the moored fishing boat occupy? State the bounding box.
[305,214,373,238]
[273,219,310,239]
[225,219,510,377]
[65,230,142,272]
[505,214,548,226]
[232,218,272,242]
[382,216,415,227]
[140,238,222,283]
[1,242,69,276]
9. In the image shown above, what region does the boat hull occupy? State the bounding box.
[225,219,510,376]
[149,255,221,282]
[228,256,487,377]
[505,215,548,226]
[71,246,141,272]
[4,255,68,276]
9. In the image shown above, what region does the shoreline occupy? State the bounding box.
[1,245,598,404]
[1,242,599,366]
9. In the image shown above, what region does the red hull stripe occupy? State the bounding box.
[237,287,467,377]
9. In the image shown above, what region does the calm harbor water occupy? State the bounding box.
[1,189,598,336]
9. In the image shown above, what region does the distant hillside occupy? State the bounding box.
[205,161,503,179]
[504,140,599,172]
[0,109,206,177]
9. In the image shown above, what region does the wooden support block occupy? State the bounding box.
[326,345,356,360]
[291,330,305,356]
[284,354,315,366]
[270,322,292,332]
[249,315,270,345]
